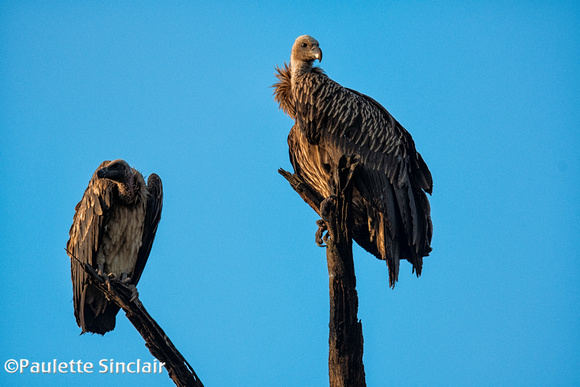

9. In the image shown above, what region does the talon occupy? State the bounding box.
[129,284,139,302]
[315,219,328,247]
[101,274,112,293]
[97,263,112,291]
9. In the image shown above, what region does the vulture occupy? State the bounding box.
[66,159,163,334]
[273,35,433,287]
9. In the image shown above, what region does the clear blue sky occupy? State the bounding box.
[1,2,578,386]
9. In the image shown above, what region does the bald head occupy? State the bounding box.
[290,35,323,78]
[291,35,322,63]
[97,159,139,203]
[97,159,132,182]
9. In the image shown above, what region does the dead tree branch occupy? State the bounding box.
[68,251,203,387]
[279,155,366,387]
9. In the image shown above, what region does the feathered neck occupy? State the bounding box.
[290,59,314,80]
[273,63,295,118]
[117,169,145,205]
[273,63,325,119]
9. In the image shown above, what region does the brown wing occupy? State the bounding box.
[67,160,119,332]
[294,72,433,286]
[130,173,163,285]
[346,88,433,265]
[295,73,431,190]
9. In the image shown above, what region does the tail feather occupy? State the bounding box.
[77,284,120,335]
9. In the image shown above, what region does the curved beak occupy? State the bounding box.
[97,166,124,181]
[314,47,323,62]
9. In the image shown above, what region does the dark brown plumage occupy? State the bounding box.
[274,35,433,287]
[67,159,163,334]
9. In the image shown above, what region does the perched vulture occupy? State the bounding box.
[274,35,433,287]
[66,159,163,334]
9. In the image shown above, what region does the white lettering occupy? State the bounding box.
[98,358,108,373]
[19,359,29,373]
[141,362,151,373]
[116,361,126,374]
[41,361,51,373]
[6,358,161,375]
[58,361,68,373]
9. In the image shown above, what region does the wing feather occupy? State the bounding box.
[294,72,432,284]
[67,161,114,329]
[131,173,163,285]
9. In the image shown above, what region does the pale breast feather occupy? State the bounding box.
[99,202,146,276]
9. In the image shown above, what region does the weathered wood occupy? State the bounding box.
[278,168,324,215]
[280,155,366,387]
[68,251,203,387]
[324,156,366,387]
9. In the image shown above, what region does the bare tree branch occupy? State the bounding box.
[278,168,324,215]
[279,156,366,387]
[67,250,204,387]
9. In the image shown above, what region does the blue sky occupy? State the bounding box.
[1,1,578,386]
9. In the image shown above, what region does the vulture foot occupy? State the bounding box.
[107,272,118,281]
[128,284,139,302]
[315,219,328,247]
[320,195,337,221]
[316,196,337,247]
[97,263,113,292]
[119,272,131,283]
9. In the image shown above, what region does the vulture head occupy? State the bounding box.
[97,159,139,204]
[291,35,322,78]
